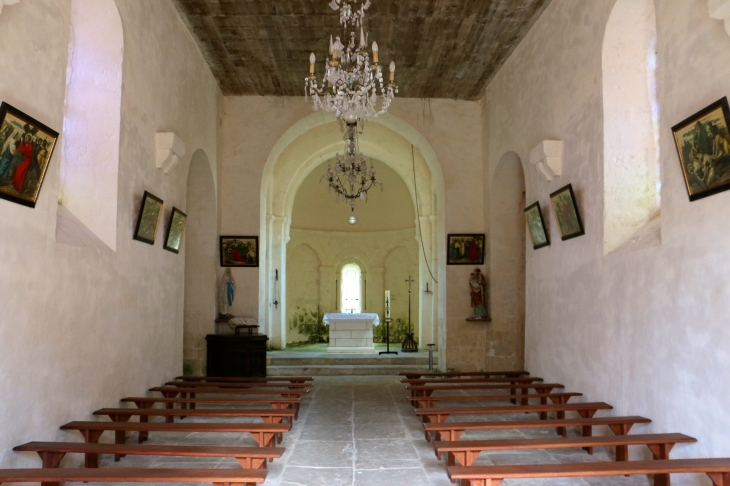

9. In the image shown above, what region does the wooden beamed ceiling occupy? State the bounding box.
[171,0,551,99]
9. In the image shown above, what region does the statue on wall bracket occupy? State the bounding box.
[219,268,236,319]
[468,268,490,321]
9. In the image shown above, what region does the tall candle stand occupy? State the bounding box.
[401,275,418,352]
[379,290,397,355]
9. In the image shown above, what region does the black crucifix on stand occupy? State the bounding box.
[402,276,418,352]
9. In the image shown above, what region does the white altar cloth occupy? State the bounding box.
[323,313,380,353]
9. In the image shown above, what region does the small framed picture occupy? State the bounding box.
[524,202,550,249]
[163,207,187,254]
[447,234,485,265]
[0,102,59,208]
[672,97,730,201]
[550,184,584,241]
[220,235,259,267]
[133,191,164,245]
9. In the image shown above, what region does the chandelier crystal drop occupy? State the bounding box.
[305,0,398,123]
[322,122,382,211]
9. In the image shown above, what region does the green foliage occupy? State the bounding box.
[289,306,329,344]
[182,362,194,376]
[374,317,416,343]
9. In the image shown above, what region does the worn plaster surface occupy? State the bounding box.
[484,0,730,483]
[0,0,220,467]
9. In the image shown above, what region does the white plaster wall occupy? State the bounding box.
[485,0,730,482]
[0,0,219,467]
[221,97,489,369]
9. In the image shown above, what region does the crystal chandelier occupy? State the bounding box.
[322,122,382,213]
[305,0,398,124]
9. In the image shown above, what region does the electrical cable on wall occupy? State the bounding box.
[412,144,438,285]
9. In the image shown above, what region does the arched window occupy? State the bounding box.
[602,0,660,254]
[340,263,362,313]
[57,0,123,250]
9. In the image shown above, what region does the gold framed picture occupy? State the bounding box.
[550,184,585,241]
[133,191,164,245]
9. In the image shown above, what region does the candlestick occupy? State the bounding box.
[309,52,315,74]
[385,290,391,319]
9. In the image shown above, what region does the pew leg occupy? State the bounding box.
[38,451,66,468]
[114,430,126,460]
[509,381,517,404]
[581,425,593,453]
[521,387,529,406]
[707,472,730,486]
[615,444,628,462]
[556,411,565,436]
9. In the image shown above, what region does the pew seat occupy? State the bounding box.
[415,401,613,428]
[95,407,296,424]
[150,386,308,399]
[447,458,730,486]
[409,392,582,409]
[435,433,697,466]
[397,371,529,380]
[424,415,652,442]
[176,375,312,384]
[121,396,300,419]
[59,420,290,465]
[13,441,285,468]
[0,467,266,486]
[165,381,310,390]
[406,383,564,398]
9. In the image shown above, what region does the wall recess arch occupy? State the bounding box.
[602,0,660,254]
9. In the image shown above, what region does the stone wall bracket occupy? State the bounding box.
[709,0,730,36]
[530,140,563,182]
[0,0,20,17]
[155,132,186,174]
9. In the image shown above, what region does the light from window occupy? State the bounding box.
[341,263,362,313]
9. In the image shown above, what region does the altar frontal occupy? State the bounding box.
[323,313,380,353]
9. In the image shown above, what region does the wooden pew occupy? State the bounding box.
[397,371,529,380]
[447,458,730,486]
[165,381,310,391]
[176,376,313,384]
[406,383,565,399]
[150,386,308,400]
[14,441,285,468]
[60,421,290,466]
[415,402,613,439]
[408,392,583,409]
[424,415,652,442]
[435,433,697,467]
[121,396,301,419]
[94,407,297,424]
[401,377,543,386]
[0,467,267,486]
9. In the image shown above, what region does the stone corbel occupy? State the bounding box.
[530,140,563,182]
[709,0,730,36]
[155,132,185,174]
[0,0,20,17]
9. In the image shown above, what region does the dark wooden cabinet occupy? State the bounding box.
[205,334,268,377]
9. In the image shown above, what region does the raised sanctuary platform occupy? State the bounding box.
[323,313,380,353]
[266,346,436,376]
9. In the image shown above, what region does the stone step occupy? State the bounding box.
[266,356,436,366]
[267,364,433,376]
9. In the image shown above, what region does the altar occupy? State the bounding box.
[323,313,380,353]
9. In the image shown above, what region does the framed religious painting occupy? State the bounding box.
[550,183,585,241]
[220,235,259,267]
[524,201,550,249]
[163,207,187,254]
[447,234,485,265]
[0,102,59,208]
[133,191,164,245]
[672,97,730,201]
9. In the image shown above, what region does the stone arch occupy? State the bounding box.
[260,112,445,359]
[56,0,123,250]
[602,0,660,254]
[490,151,526,369]
[183,149,217,375]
